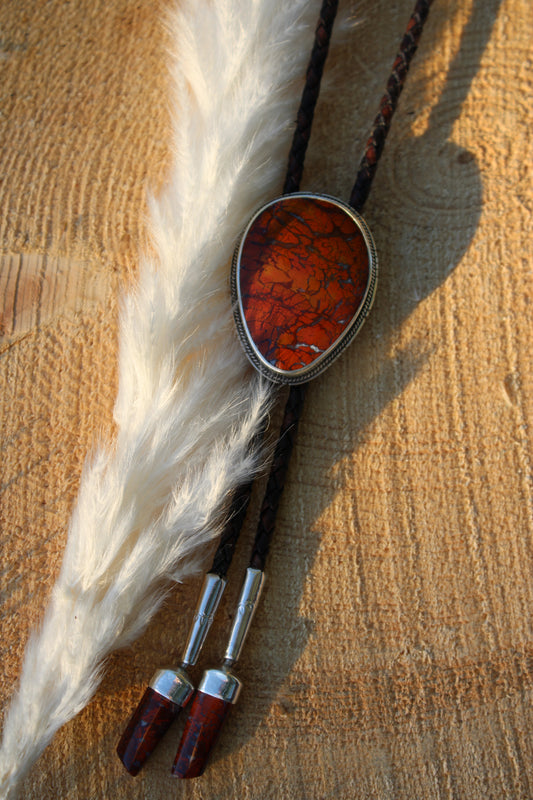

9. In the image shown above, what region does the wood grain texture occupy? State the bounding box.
[0,253,112,348]
[0,0,532,798]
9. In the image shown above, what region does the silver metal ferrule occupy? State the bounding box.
[181,573,226,668]
[199,667,242,704]
[150,667,194,707]
[224,568,265,665]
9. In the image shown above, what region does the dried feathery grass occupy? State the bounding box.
[0,0,325,795]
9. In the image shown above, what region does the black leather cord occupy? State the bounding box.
[210,0,434,577]
[283,0,340,195]
[248,0,434,572]
[350,0,434,213]
[209,0,339,578]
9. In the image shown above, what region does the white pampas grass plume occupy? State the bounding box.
[0,0,324,795]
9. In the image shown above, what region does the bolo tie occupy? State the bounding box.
[117,0,434,779]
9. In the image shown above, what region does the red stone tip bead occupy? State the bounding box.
[171,690,233,779]
[117,687,180,776]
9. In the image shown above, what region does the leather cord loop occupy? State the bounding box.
[208,0,339,579]
[209,0,434,580]
[247,0,434,571]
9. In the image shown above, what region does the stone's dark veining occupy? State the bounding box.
[237,195,371,375]
[117,687,179,776]
[171,691,232,779]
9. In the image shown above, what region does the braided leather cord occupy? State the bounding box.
[210,481,255,577]
[349,0,434,212]
[208,0,339,579]
[212,0,434,576]
[249,0,434,572]
[250,384,306,570]
[209,429,265,577]
[283,0,340,195]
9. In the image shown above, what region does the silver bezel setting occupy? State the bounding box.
[231,192,378,385]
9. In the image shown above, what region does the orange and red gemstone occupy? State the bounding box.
[233,194,376,383]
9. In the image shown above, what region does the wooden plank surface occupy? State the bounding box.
[0,0,532,797]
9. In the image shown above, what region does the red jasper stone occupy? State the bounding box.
[234,194,375,381]
[117,687,180,776]
[171,690,232,779]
